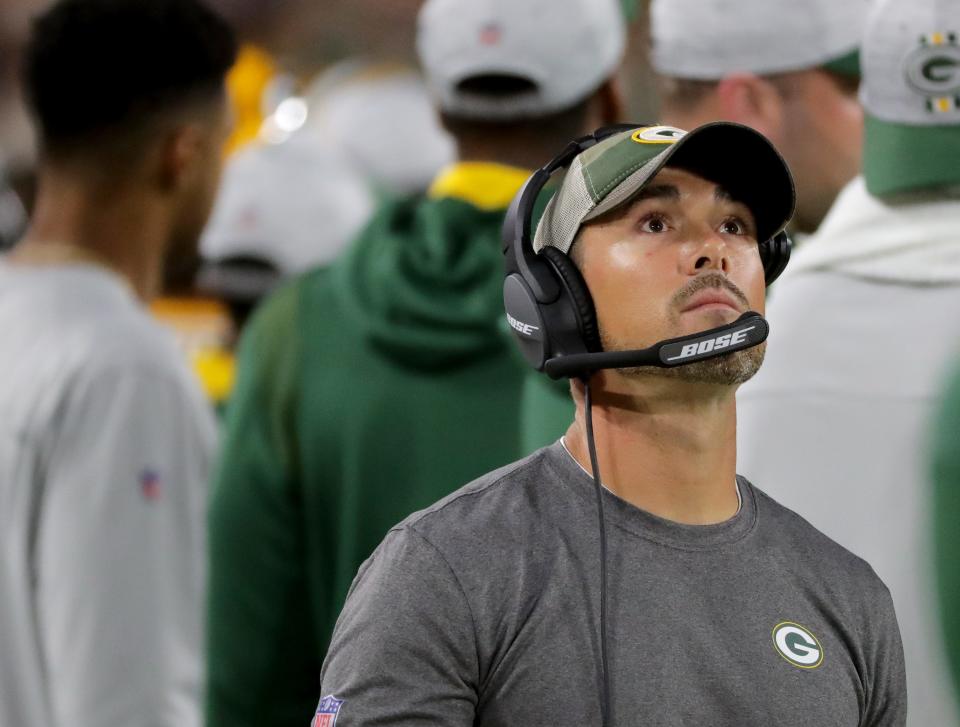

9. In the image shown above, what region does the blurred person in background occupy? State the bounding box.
[205,0,625,724]
[199,0,455,304]
[737,0,960,723]
[651,0,869,238]
[171,0,456,407]
[519,0,871,455]
[0,1,235,726]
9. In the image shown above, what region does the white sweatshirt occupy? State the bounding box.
[0,261,216,727]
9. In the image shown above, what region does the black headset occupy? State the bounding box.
[502,123,791,378]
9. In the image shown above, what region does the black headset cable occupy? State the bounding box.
[583,377,611,727]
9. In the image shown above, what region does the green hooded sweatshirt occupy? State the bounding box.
[206,163,531,727]
[521,369,575,452]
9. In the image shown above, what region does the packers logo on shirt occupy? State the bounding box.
[772,622,824,669]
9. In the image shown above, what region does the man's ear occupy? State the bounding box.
[715,73,785,145]
[158,123,205,191]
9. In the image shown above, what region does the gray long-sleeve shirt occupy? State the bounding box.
[319,442,906,726]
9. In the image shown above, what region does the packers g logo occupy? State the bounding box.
[772,622,824,669]
[631,126,686,144]
[903,32,960,113]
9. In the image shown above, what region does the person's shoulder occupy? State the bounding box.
[240,266,335,354]
[73,296,191,390]
[749,480,890,598]
[392,446,560,547]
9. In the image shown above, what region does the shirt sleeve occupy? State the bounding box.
[205,283,320,727]
[319,526,479,725]
[37,364,214,727]
[862,582,908,726]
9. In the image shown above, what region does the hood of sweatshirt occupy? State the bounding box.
[785,176,960,284]
[331,162,530,369]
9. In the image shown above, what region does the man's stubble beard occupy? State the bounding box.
[600,328,766,384]
[597,271,766,385]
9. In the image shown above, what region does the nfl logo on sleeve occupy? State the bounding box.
[311,695,344,726]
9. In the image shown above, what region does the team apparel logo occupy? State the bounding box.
[664,326,754,362]
[312,695,344,726]
[139,469,162,501]
[903,31,960,113]
[507,312,539,337]
[631,126,687,144]
[772,622,824,669]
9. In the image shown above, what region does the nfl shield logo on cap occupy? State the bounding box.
[311,695,344,726]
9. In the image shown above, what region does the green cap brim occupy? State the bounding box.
[864,115,960,197]
[821,48,860,79]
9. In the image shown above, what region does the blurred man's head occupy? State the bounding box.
[416,0,627,166]
[534,123,795,387]
[651,0,869,234]
[859,0,960,199]
[23,0,237,249]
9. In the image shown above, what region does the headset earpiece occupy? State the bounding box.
[540,246,601,353]
[760,230,792,286]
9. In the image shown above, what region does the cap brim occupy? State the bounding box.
[864,115,960,197]
[597,122,796,243]
[821,48,861,79]
[195,258,283,303]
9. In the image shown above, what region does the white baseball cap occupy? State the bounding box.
[200,133,374,277]
[651,0,870,79]
[416,0,626,120]
[861,0,960,196]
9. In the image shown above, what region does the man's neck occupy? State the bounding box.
[9,170,169,301]
[563,373,740,525]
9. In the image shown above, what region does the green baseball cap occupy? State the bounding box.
[860,0,960,197]
[533,122,796,254]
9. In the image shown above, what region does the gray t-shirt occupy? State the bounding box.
[319,442,906,726]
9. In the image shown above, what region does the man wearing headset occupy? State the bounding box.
[315,122,906,725]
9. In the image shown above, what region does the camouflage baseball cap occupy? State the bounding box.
[533,122,796,255]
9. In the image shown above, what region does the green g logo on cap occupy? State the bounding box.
[631,126,687,144]
[772,622,824,669]
[903,31,960,113]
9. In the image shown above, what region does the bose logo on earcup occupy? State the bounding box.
[507,313,539,337]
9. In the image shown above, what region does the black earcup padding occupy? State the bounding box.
[541,246,602,353]
[759,231,791,285]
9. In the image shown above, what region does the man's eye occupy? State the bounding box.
[720,218,747,235]
[640,215,668,233]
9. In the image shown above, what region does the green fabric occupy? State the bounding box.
[578,128,674,203]
[206,194,526,727]
[520,371,574,453]
[863,114,960,197]
[820,48,861,78]
[931,356,960,700]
